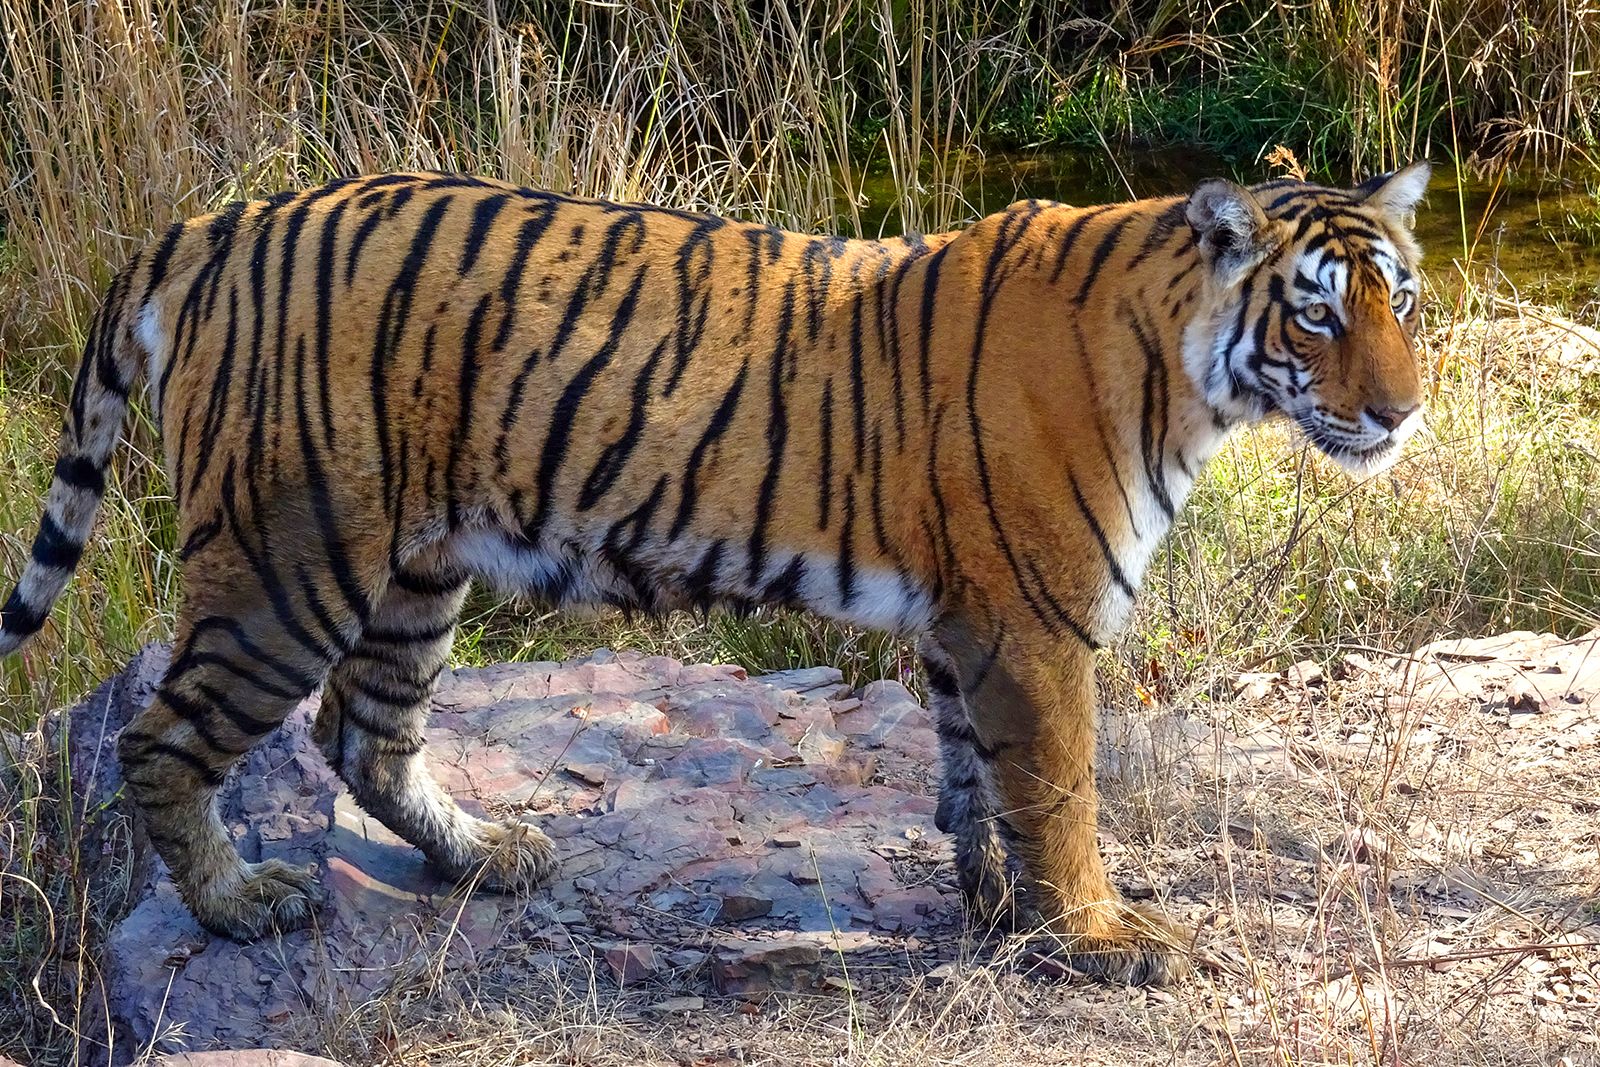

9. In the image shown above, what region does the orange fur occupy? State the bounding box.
[1,167,1428,980]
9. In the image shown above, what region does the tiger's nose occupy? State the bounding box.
[1365,404,1419,432]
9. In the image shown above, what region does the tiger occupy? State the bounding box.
[0,163,1429,985]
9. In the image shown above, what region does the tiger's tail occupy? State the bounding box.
[0,262,149,657]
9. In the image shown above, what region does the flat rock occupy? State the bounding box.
[53,645,954,1063]
[710,936,826,994]
[156,1055,346,1067]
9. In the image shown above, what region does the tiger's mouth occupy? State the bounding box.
[1294,413,1409,477]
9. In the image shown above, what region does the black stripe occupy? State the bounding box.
[922,655,959,698]
[391,567,467,597]
[817,377,834,530]
[669,359,749,539]
[142,222,186,299]
[934,713,999,762]
[221,462,350,661]
[848,265,871,472]
[923,405,959,597]
[761,554,807,609]
[492,202,560,349]
[346,201,389,285]
[170,650,303,701]
[346,641,448,675]
[363,619,457,645]
[882,247,908,447]
[185,616,323,692]
[837,476,857,608]
[120,732,226,787]
[866,428,898,562]
[524,265,651,544]
[313,195,353,450]
[459,193,511,275]
[325,682,413,739]
[447,295,495,526]
[31,512,82,571]
[664,218,721,394]
[1126,305,1176,519]
[347,672,433,708]
[741,228,784,337]
[1068,471,1136,599]
[242,212,277,469]
[916,244,947,417]
[186,284,242,500]
[579,335,667,511]
[1073,210,1139,305]
[162,684,276,746]
[293,336,373,626]
[178,515,223,560]
[0,590,46,637]
[1047,204,1113,283]
[88,284,128,403]
[372,195,455,514]
[53,455,105,495]
[1127,200,1189,270]
[86,262,132,414]
[747,282,797,583]
[684,539,725,611]
[541,211,648,364]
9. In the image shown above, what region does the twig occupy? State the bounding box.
[1390,939,1600,970]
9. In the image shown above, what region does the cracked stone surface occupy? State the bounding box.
[60,645,956,1063]
[61,629,1600,1064]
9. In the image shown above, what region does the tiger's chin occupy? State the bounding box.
[1325,440,1404,477]
[1297,418,1412,478]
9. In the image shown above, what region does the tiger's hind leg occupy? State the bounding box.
[311,557,557,894]
[920,634,1019,929]
[117,592,351,940]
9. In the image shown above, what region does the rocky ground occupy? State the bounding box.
[15,628,1600,1065]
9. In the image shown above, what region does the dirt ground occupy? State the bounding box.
[297,629,1600,1067]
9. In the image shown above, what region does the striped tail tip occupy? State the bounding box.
[1,496,94,658]
[0,588,49,656]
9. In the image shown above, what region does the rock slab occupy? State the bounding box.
[60,646,952,1063]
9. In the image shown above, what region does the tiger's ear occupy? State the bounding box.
[1354,161,1431,228]
[1186,179,1280,289]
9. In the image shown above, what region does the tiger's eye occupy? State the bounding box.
[1391,289,1411,312]
[1301,302,1330,323]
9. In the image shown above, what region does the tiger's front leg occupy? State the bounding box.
[934,616,1188,985]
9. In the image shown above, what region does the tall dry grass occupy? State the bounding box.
[2,0,1597,716]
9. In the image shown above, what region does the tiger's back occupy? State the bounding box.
[149,175,951,636]
[0,165,1431,984]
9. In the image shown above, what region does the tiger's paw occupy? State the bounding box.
[1024,901,1190,986]
[187,858,326,941]
[451,815,559,894]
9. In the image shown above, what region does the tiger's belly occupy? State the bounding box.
[442,522,935,635]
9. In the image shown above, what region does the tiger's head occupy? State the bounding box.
[1184,162,1432,475]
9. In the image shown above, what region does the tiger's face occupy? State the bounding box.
[1185,163,1431,475]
